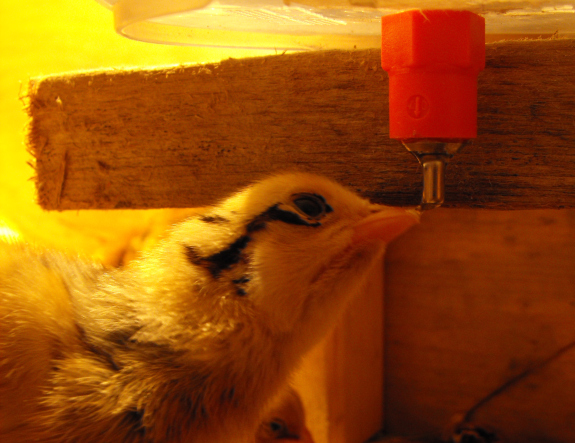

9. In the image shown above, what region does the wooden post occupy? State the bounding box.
[294,258,385,443]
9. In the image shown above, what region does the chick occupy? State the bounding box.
[0,172,418,443]
[256,387,314,443]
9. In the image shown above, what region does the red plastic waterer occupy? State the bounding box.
[381,10,486,209]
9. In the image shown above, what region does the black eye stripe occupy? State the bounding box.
[184,193,332,281]
[267,205,320,226]
[247,205,321,232]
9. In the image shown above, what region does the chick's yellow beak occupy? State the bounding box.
[352,207,419,245]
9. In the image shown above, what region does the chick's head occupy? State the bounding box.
[166,173,417,353]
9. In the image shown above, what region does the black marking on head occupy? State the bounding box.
[232,276,250,284]
[268,205,321,226]
[184,245,203,267]
[232,275,250,297]
[320,194,334,213]
[246,217,267,233]
[205,236,251,277]
[75,322,121,371]
[199,214,229,224]
[247,204,322,233]
[106,328,139,346]
[184,236,251,278]
[122,409,146,436]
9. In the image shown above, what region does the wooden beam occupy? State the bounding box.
[26,39,575,210]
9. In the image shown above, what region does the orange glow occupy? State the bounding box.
[0,221,20,242]
[0,0,273,263]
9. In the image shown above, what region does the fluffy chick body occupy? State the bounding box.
[0,173,416,442]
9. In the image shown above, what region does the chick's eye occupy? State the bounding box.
[292,193,329,219]
[269,419,287,436]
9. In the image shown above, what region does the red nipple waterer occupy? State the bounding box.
[381,10,485,209]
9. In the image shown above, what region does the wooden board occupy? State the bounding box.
[384,208,575,442]
[26,39,575,211]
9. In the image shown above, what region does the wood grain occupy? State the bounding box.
[384,208,575,443]
[26,39,575,211]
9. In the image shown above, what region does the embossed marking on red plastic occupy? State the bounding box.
[381,10,486,140]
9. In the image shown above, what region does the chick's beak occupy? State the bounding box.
[352,207,419,245]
